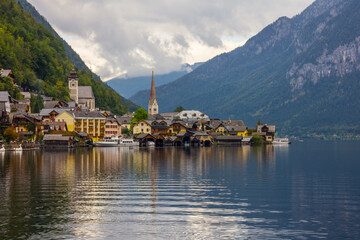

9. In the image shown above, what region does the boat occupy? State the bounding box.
[93,136,121,147]
[119,139,138,147]
[272,138,291,144]
[93,136,138,147]
[0,146,5,151]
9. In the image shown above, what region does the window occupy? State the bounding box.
[141,123,144,126]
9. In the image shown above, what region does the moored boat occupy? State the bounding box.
[93,136,138,147]
[273,138,291,144]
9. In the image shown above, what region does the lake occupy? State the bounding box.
[0,141,359,239]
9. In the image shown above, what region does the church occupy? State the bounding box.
[68,69,96,111]
[148,70,159,115]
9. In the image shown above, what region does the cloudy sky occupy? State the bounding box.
[28,0,314,81]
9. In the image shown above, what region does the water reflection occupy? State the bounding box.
[0,143,358,239]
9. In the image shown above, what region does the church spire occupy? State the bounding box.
[150,69,156,100]
[148,69,159,115]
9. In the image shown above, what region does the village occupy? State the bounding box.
[0,69,277,150]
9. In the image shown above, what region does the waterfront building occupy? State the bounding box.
[68,69,96,111]
[133,119,152,134]
[167,122,188,135]
[148,70,159,115]
[150,120,171,135]
[55,111,106,141]
[256,124,276,142]
[104,118,121,137]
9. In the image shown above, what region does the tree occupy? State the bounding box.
[130,108,148,131]
[3,127,19,142]
[174,106,185,112]
[121,128,130,135]
[257,119,262,126]
[131,108,148,123]
[252,135,264,145]
[30,93,44,113]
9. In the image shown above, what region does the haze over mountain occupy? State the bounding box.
[130,0,360,137]
[107,63,203,98]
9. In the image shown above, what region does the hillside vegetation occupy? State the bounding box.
[0,0,138,114]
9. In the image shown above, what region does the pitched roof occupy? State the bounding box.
[44,101,60,109]
[20,92,31,99]
[0,91,10,102]
[78,86,94,99]
[228,126,247,132]
[0,69,12,78]
[72,110,106,119]
[40,108,70,116]
[116,116,132,124]
[43,134,71,141]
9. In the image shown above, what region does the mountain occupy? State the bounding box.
[0,0,138,114]
[130,0,360,137]
[107,63,203,98]
[15,0,90,73]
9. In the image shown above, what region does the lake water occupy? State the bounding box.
[0,141,359,239]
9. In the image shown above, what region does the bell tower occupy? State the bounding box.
[148,70,158,115]
[68,69,78,103]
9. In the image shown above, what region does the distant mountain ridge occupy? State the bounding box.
[107,63,203,98]
[130,0,360,137]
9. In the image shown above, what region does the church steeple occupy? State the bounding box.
[148,69,158,115]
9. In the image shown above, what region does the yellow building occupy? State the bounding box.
[133,120,151,135]
[55,111,106,141]
[55,111,75,131]
[214,123,228,134]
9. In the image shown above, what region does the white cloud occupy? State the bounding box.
[28,0,314,81]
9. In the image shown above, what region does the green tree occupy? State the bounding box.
[174,106,185,112]
[252,135,264,145]
[121,128,130,135]
[30,93,44,113]
[3,127,19,142]
[131,108,149,123]
[130,108,148,131]
[257,119,262,126]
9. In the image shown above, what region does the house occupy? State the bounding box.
[0,69,15,80]
[256,124,276,142]
[55,111,106,141]
[117,116,131,130]
[54,111,76,131]
[213,122,228,135]
[43,134,73,147]
[0,91,11,114]
[20,92,31,100]
[40,108,70,122]
[133,119,151,135]
[150,120,171,135]
[104,118,121,137]
[167,122,187,135]
[228,125,248,137]
[160,112,179,120]
[176,110,210,122]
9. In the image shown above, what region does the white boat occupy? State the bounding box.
[273,138,291,144]
[119,139,138,147]
[0,146,5,151]
[93,136,138,147]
